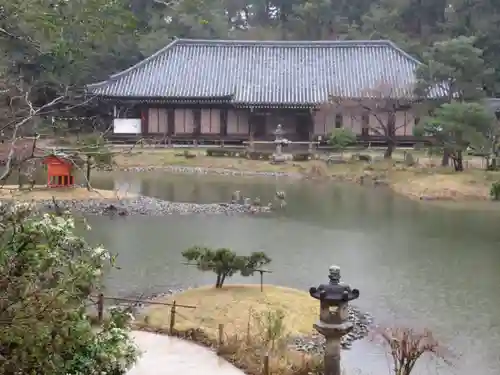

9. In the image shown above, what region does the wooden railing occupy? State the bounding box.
[92,293,196,333]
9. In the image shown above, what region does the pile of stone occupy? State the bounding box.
[290,305,373,353]
[34,196,272,216]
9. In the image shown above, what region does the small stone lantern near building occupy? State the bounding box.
[272,124,287,163]
[309,265,360,375]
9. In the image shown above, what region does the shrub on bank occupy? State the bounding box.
[0,203,138,375]
[490,181,500,200]
[219,308,323,375]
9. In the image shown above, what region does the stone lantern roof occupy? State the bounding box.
[309,265,360,303]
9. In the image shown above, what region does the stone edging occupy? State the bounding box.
[0,196,272,216]
[115,165,393,186]
[116,165,304,178]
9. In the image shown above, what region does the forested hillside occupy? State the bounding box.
[0,0,499,125]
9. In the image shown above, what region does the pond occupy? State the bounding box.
[85,172,500,375]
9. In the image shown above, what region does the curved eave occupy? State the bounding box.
[233,102,318,109]
[94,95,234,104]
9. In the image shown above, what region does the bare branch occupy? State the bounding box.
[0,95,64,181]
[372,326,453,375]
[0,27,42,53]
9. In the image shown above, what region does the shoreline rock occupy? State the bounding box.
[113,165,387,186]
[115,165,303,178]
[1,196,272,216]
[290,305,373,352]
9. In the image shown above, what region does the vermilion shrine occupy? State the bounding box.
[42,154,75,188]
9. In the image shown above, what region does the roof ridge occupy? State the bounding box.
[172,39,422,65]
[174,38,395,47]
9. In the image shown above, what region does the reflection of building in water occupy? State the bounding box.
[113,179,142,196]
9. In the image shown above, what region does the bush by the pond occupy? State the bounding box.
[0,203,138,375]
[373,326,452,375]
[328,128,356,155]
[217,309,323,375]
[490,181,500,200]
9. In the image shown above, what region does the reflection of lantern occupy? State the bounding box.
[309,265,360,375]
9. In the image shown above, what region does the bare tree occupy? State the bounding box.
[373,326,452,375]
[320,81,415,159]
[0,87,97,183]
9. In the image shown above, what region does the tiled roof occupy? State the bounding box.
[88,39,445,105]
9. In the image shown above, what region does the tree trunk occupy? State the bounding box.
[452,151,464,172]
[487,136,499,170]
[489,157,497,171]
[384,140,395,159]
[215,273,221,288]
[85,156,92,190]
[384,112,396,159]
[441,149,450,166]
[220,274,227,288]
[17,165,23,189]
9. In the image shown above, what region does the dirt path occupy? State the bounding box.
[127,331,245,375]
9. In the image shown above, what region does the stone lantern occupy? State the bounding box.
[309,265,360,375]
[272,124,287,163]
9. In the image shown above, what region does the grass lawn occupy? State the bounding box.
[112,148,310,174]
[139,284,322,375]
[142,284,318,339]
[0,186,135,201]
[389,168,498,201]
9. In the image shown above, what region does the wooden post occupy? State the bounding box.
[97,293,104,322]
[218,323,224,347]
[170,300,176,334]
[263,353,269,375]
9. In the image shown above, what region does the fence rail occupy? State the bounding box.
[92,293,196,333]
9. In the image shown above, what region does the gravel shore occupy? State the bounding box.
[116,165,386,185]
[290,305,373,352]
[118,165,303,178]
[4,196,272,216]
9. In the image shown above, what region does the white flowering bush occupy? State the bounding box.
[0,203,138,375]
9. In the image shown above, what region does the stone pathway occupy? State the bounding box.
[127,331,245,375]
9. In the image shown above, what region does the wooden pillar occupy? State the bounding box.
[309,108,315,141]
[141,107,148,135]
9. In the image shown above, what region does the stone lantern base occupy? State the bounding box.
[271,153,287,163]
[313,321,353,375]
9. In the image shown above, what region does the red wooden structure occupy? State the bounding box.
[42,154,75,188]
